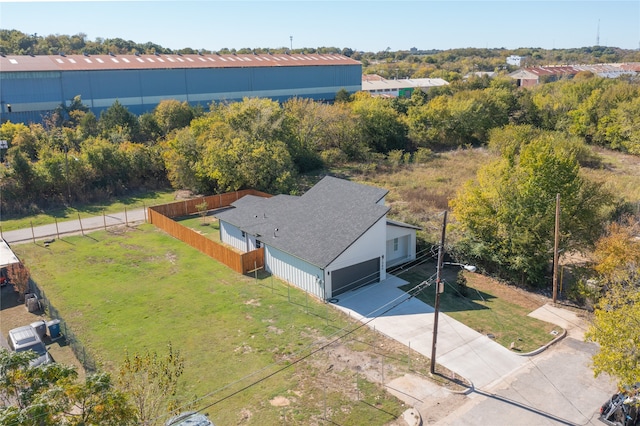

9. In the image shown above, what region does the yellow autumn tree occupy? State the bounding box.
[586,217,640,388]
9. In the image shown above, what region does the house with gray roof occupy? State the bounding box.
[215,176,418,299]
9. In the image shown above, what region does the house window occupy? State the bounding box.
[393,238,399,251]
[241,231,246,238]
[256,240,261,248]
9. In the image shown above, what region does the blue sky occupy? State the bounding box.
[1,1,638,52]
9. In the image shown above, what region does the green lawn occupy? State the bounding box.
[0,189,177,232]
[13,225,407,425]
[397,262,562,353]
[174,213,221,241]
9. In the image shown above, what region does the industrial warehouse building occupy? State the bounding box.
[0,52,362,125]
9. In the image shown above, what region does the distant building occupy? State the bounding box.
[506,55,523,66]
[508,63,639,87]
[0,53,362,125]
[361,74,449,98]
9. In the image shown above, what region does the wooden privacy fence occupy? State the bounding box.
[150,189,271,218]
[148,190,270,274]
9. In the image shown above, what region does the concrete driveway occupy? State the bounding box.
[333,276,617,425]
[333,276,527,389]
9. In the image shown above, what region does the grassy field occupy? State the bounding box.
[0,189,177,232]
[11,225,430,426]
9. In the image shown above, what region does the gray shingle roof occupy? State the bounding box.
[215,176,389,268]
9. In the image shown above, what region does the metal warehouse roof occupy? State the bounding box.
[361,76,449,91]
[0,53,360,72]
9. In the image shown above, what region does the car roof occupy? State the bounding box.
[9,326,40,346]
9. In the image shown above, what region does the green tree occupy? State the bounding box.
[349,92,408,153]
[282,98,328,172]
[161,127,211,193]
[586,284,640,389]
[153,100,194,136]
[117,343,184,426]
[334,88,352,103]
[451,135,610,286]
[98,100,141,142]
[0,349,135,425]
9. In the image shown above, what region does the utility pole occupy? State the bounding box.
[552,193,560,303]
[430,211,447,374]
[290,36,293,51]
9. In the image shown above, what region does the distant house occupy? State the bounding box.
[215,176,419,300]
[506,55,523,66]
[361,74,449,98]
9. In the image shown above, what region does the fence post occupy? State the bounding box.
[31,221,36,243]
[103,210,107,230]
[124,207,128,226]
[77,213,85,236]
[254,261,257,282]
[143,202,147,223]
[55,218,60,239]
[408,341,411,371]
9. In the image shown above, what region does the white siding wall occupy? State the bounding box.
[219,221,247,252]
[247,234,258,251]
[265,246,325,299]
[325,217,387,298]
[386,225,417,267]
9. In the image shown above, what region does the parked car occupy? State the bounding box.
[7,325,53,367]
[600,384,639,426]
[165,411,214,426]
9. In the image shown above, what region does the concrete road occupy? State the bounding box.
[1,208,147,244]
[437,336,615,425]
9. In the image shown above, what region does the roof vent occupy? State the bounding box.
[215,52,221,56]
[154,51,160,56]
[82,52,89,57]
[197,51,203,56]
[177,52,182,56]
[108,52,115,56]
[59,51,66,57]
[134,52,140,56]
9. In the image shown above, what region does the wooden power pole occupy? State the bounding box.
[552,193,560,303]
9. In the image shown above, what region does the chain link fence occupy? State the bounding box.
[28,279,98,373]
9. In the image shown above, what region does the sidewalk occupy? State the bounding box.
[1,208,147,245]
[333,276,528,390]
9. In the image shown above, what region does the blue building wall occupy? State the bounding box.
[1,63,362,124]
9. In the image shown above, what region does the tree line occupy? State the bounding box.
[1,73,639,212]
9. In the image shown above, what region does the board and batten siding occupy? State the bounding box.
[265,246,325,299]
[220,221,247,252]
[325,217,387,298]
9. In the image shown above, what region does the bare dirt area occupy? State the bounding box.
[290,323,471,425]
[0,284,85,378]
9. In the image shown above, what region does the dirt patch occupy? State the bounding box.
[269,396,291,407]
